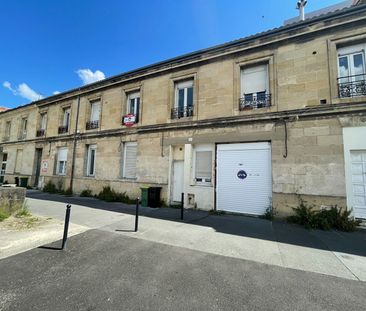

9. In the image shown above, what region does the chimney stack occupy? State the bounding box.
[296,0,308,21]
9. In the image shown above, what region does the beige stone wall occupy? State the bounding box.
[0,13,365,214]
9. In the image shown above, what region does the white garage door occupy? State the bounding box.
[216,142,272,215]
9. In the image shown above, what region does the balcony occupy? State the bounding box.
[239,93,271,111]
[171,106,194,119]
[36,129,45,137]
[58,125,69,134]
[338,74,366,98]
[86,120,99,130]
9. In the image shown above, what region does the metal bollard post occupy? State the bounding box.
[61,204,71,250]
[181,192,184,220]
[134,198,139,232]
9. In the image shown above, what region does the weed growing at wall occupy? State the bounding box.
[97,186,135,204]
[287,197,361,231]
[80,189,93,197]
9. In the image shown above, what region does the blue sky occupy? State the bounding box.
[1,0,343,108]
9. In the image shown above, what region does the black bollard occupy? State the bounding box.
[134,198,139,232]
[61,204,71,250]
[181,192,184,220]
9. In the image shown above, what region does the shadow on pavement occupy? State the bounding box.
[27,190,366,257]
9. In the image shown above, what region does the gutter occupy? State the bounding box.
[69,95,81,192]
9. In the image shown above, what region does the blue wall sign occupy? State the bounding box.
[237,170,247,180]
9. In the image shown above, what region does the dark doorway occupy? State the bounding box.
[34,148,43,187]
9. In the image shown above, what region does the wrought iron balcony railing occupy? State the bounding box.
[36,129,45,137]
[337,74,366,98]
[239,93,271,111]
[171,106,194,119]
[58,125,69,134]
[86,120,99,130]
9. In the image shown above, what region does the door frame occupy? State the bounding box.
[171,160,184,203]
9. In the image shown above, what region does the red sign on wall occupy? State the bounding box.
[122,114,136,127]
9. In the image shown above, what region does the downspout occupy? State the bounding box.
[69,95,81,192]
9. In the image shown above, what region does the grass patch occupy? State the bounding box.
[0,210,10,222]
[42,181,73,196]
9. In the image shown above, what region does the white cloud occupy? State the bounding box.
[3,81,16,95]
[3,81,43,101]
[53,91,61,95]
[76,68,105,85]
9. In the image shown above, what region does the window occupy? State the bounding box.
[194,149,213,184]
[4,121,11,141]
[122,142,137,179]
[86,100,101,129]
[126,92,140,123]
[37,113,47,137]
[240,64,270,110]
[172,80,194,119]
[337,44,366,98]
[20,118,27,139]
[56,148,68,175]
[59,107,70,134]
[40,113,47,130]
[86,145,97,177]
[15,149,23,173]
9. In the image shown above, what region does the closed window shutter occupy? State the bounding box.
[241,64,268,95]
[123,143,137,178]
[58,148,68,162]
[195,151,212,179]
[15,149,23,173]
[90,101,101,121]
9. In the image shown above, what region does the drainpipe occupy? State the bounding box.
[69,95,81,192]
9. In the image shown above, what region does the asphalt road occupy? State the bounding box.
[1,229,365,311]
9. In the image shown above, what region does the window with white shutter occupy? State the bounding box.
[194,146,213,185]
[57,147,68,175]
[123,142,137,179]
[90,101,101,122]
[15,149,23,173]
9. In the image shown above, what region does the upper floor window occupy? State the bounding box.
[171,80,194,119]
[86,144,97,177]
[4,121,11,141]
[58,107,70,134]
[86,100,101,130]
[122,142,137,179]
[240,64,271,110]
[37,113,47,137]
[19,118,27,139]
[337,44,366,98]
[126,92,140,123]
[56,147,68,176]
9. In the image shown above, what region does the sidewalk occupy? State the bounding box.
[23,191,366,281]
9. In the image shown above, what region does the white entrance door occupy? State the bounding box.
[216,142,272,215]
[172,160,184,202]
[350,151,366,218]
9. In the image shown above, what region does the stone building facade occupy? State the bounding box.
[1,3,366,218]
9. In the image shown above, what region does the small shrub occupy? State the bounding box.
[261,205,275,221]
[287,198,361,232]
[80,189,93,197]
[43,181,57,193]
[97,186,135,204]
